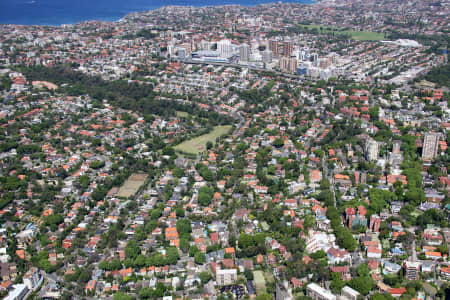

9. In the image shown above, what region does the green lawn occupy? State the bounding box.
[264,271,275,284]
[176,111,190,118]
[411,209,422,218]
[174,125,231,154]
[300,24,385,41]
[350,31,385,41]
[253,270,266,293]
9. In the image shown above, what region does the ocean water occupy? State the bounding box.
[0,0,314,26]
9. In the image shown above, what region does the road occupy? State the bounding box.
[175,59,307,81]
[321,154,336,208]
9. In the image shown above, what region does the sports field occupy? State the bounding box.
[117,173,148,198]
[174,125,231,154]
[300,24,385,41]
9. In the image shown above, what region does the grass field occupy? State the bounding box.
[411,209,422,218]
[117,173,148,198]
[176,111,190,118]
[301,24,385,41]
[174,125,231,154]
[264,271,275,284]
[253,270,266,293]
[416,80,436,88]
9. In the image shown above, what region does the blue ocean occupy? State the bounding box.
[0,0,314,26]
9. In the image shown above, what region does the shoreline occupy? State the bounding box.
[0,0,315,27]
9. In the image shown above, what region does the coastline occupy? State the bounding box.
[0,0,315,27]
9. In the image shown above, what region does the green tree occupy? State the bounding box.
[244,268,254,280]
[273,138,284,148]
[256,293,273,300]
[198,186,214,206]
[189,246,200,257]
[199,165,214,181]
[330,272,346,293]
[125,240,140,260]
[176,219,192,234]
[180,238,190,253]
[165,247,179,265]
[194,251,206,264]
[349,276,375,295]
[200,271,212,284]
[173,168,184,178]
[357,263,370,277]
[238,234,255,249]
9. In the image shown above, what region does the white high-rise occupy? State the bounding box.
[262,49,272,63]
[365,139,379,161]
[239,43,250,62]
[217,39,234,58]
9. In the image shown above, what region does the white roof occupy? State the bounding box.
[307,283,336,300]
[342,286,360,297]
[5,284,28,300]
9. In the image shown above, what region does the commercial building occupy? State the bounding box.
[282,41,294,57]
[262,49,272,64]
[217,39,234,58]
[239,43,250,62]
[280,56,298,73]
[269,40,279,55]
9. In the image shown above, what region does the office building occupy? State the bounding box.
[269,40,279,55]
[300,48,310,61]
[422,132,440,160]
[282,41,294,57]
[217,39,234,58]
[199,39,212,50]
[310,53,319,65]
[239,43,250,62]
[280,56,298,73]
[262,49,272,63]
[176,48,186,59]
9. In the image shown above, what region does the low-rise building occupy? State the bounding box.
[216,268,237,286]
[307,283,336,300]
